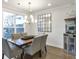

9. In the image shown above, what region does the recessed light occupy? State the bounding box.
[17,3,20,5]
[48,3,52,6]
[4,0,8,2]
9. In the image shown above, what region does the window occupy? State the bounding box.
[3,12,15,39]
[15,15,24,33]
[3,12,25,39]
[37,13,52,32]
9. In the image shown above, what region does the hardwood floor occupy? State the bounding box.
[23,46,75,59]
[46,46,75,59]
[4,46,75,59]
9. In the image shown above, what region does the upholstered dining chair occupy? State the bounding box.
[12,33,21,40]
[23,36,42,59]
[2,38,23,59]
[40,34,48,55]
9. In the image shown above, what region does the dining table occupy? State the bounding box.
[8,38,33,47]
[8,38,33,59]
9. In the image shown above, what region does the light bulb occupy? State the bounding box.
[35,20,37,23]
[4,0,8,2]
[48,3,52,6]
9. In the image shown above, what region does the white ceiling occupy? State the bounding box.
[2,0,75,12]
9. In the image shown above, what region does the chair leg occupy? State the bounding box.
[39,50,42,57]
[21,52,24,59]
[45,46,47,53]
[23,53,33,59]
[30,56,33,59]
[2,53,4,59]
[21,54,23,59]
[21,49,24,59]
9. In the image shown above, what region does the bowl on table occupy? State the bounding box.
[21,35,35,40]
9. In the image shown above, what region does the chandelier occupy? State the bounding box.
[26,2,34,24]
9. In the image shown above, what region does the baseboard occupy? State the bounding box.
[46,43,64,50]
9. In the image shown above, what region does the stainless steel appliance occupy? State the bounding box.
[66,24,76,34]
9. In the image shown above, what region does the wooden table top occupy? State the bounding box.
[9,39,33,47]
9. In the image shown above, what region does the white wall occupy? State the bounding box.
[32,4,76,48]
[25,23,36,35]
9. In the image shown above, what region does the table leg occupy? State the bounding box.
[2,53,4,59]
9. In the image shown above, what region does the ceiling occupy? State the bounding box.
[2,0,75,12]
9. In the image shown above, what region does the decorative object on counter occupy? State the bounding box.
[21,35,35,40]
[12,33,28,40]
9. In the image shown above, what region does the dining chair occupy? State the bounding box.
[12,33,21,40]
[12,33,28,40]
[40,34,48,55]
[2,38,23,59]
[23,36,42,59]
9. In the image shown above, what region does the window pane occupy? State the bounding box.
[15,15,24,33]
[3,12,15,28]
[16,16,24,27]
[16,24,24,28]
[16,28,24,33]
[3,28,14,39]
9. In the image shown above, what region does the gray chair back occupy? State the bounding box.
[2,38,11,58]
[24,35,48,56]
[40,34,48,49]
[12,33,21,40]
[31,36,42,55]
[2,38,23,59]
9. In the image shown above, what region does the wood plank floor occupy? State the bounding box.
[24,46,75,59]
[4,46,75,59]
